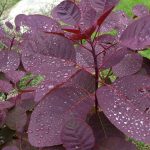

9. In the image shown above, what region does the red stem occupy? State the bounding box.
[89,41,99,112]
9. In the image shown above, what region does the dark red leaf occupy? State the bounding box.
[97,6,115,26]
[70,25,96,40]
[132,4,149,17]
[43,145,65,150]
[0,50,20,72]
[2,146,19,150]
[112,53,143,77]
[79,1,97,31]
[120,15,150,50]
[88,112,124,143]
[97,75,150,143]
[62,28,81,34]
[5,70,25,83]
[28,86,93,147]
[61,117,95,150]
[94,137,137,150]
[19,92,36,111]
[22,33,76,61]
[0,101,14,110]
[67,69,95,93]
[15,14,62,33]
[52,0,81,25]
[21,46,77,83]
[90,0,119,12]
[0,80,13,93]
[6,106,27,132]
[5,21,13,30]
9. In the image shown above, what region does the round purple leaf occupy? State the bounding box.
[112,53,143,77]
[0,80,13,93]
[94,137,137,150]
[6,106,27,132]
[0,50,20,72]
[120,15,150,50]
[5,70,25,83]
[133,4,149,17]
[52,1,81,25]
[28,86,93,147]
[97,75,150,143]
[61,117,95,150]
[2,146,19,150]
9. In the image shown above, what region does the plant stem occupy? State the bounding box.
[90,41,99,113]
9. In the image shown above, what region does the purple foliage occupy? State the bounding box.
[97,75,150,143]
[0,80,13,93]
[0,51,20,72]
[132,4,149,17]
[61,117,95,150]
[5,106,27,132]
[2,146,19,150]
[5,70,26,83]
[120,15,150,50]
[28,86,93,147]
[94,137,137,150]
[52,1,81,25]
[0,0,150,149]
[112,53,143,77]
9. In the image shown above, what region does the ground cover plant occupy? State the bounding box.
[0,0,150,149]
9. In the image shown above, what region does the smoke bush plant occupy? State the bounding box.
[0,0,150,149]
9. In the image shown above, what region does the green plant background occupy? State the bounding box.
[0,0,150,150]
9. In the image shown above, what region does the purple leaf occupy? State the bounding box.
[0,101,14,110]
[76,46,95,73]
[67,69,95,93]
[19,92,36,111]
[34,80,59,102]
[6,106,27,132]
[89,0,107,12]
[5,70,26,83]
[2,146,19,150]
[120,15,150,50]
[112,53,143,77]
[5,21,14,30]
[94,137,137,150]
[79,0,97,31]
[88,112,124,143]
[0,80,13,93]
[89,0,119,12]
[43,145,65,150]
[133,4,149,17]
[28,86,93,147]
[100,10,130,37]
[21,32,77,82]
[96,34,117,44]
[76,43,104,72]
[96,40,129,69]
[21,49,77,82]
[52,1,81,25]
[61,117,95,150]
[0,50,20,72]
[97,75,150,143]
[22,33,75,61]
[15,14,62,33]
